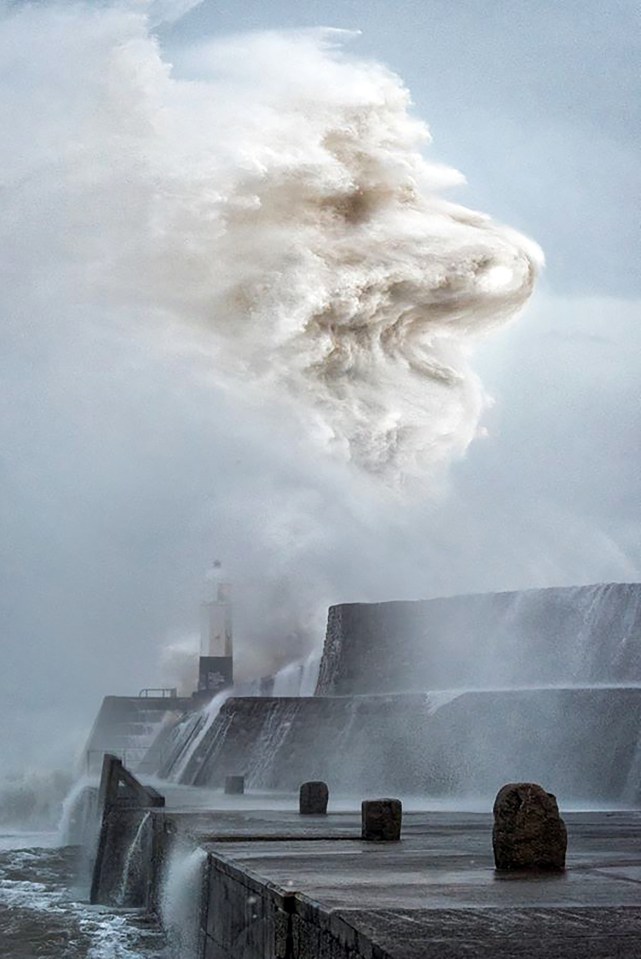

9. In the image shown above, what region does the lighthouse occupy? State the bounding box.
[197,560,234,695]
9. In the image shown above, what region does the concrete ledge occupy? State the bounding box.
[194,812,641,959]
[202,849,296,959]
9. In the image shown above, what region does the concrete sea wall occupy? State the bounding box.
[193,812,641,959]
[139,583,641,806]
[81,760,641,959]
[200,848,386,959]
[316,583,641,695]
[84,695,192,773]
[177,687,641,804]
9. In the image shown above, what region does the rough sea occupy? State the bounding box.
[0,832,168,959]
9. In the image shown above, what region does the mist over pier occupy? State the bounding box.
[68,579,641,958]
[1,1,639,957]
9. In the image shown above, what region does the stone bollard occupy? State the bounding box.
[299,781,329,815]
[225,775,245,795]
[493,782,567,871]
[361,798,402,841]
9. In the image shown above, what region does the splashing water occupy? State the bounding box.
[272,651,322,697]
[160,843,207,959]
[0,843,167,959]
[57,777,98,847]
[117,812,152,907]
[2,3,541,491]
[169,689,232,783]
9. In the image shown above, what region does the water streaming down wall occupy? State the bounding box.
[168,691,232,783]
[316,583,641,695]
[179,687,641,802]
[180,708,234,787]
[152,710,205,781]
[244,700,301,789]
[623,729,641,805]
[117,812,152,907]
[150,653,321,781]
[161,584,641,803]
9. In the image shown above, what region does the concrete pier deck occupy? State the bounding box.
[154,791,641,958]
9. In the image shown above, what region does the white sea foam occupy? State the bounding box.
[0,844,166,958]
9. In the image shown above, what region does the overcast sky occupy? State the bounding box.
[1,0,639,772]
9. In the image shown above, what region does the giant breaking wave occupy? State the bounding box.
[2,1,542,486]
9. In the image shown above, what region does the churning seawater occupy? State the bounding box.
[0,833,168,959]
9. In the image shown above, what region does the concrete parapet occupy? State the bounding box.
[83,695,192,774]
[90,754,166,907]
[171,688,641,805]
[194,811,641,958]
[316,584,641,696]
[202,850,293,959]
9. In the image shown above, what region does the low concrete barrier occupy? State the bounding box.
[90,754,165,907]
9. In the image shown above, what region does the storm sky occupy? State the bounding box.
[1,0,639,771]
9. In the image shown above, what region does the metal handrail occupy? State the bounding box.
[138,687,177,698]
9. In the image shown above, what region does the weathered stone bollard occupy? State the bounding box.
[361,798,402,841]
[493,782,567,871]
[299,781,329,815]
[225,775,245,795]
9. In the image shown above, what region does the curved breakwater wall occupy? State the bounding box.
[171,687,641,804]
[143,583,641,805]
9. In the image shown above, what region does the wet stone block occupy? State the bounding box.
[361,798,402,841]
[225,775,245,795]
[493,782,567,871]
[299,781,329,815]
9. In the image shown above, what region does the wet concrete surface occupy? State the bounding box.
[199,812,641,908]
[150,787,641,956]
[187,807,641,957]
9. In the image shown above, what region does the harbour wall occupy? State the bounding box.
[168,687,641,805]
[76,758,641,959]
[316,582,641,695]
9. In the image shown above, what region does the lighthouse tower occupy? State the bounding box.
[198,560,234,695]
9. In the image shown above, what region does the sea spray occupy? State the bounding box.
[301,650,321,696]
[1,3,541,492]
[57,776,98,847]
[0,769,74,832]
[160,842,207,959]
[1,0,544,701]
[170,689,232,783]
[272,650,322,697]
[272,661,307,697]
